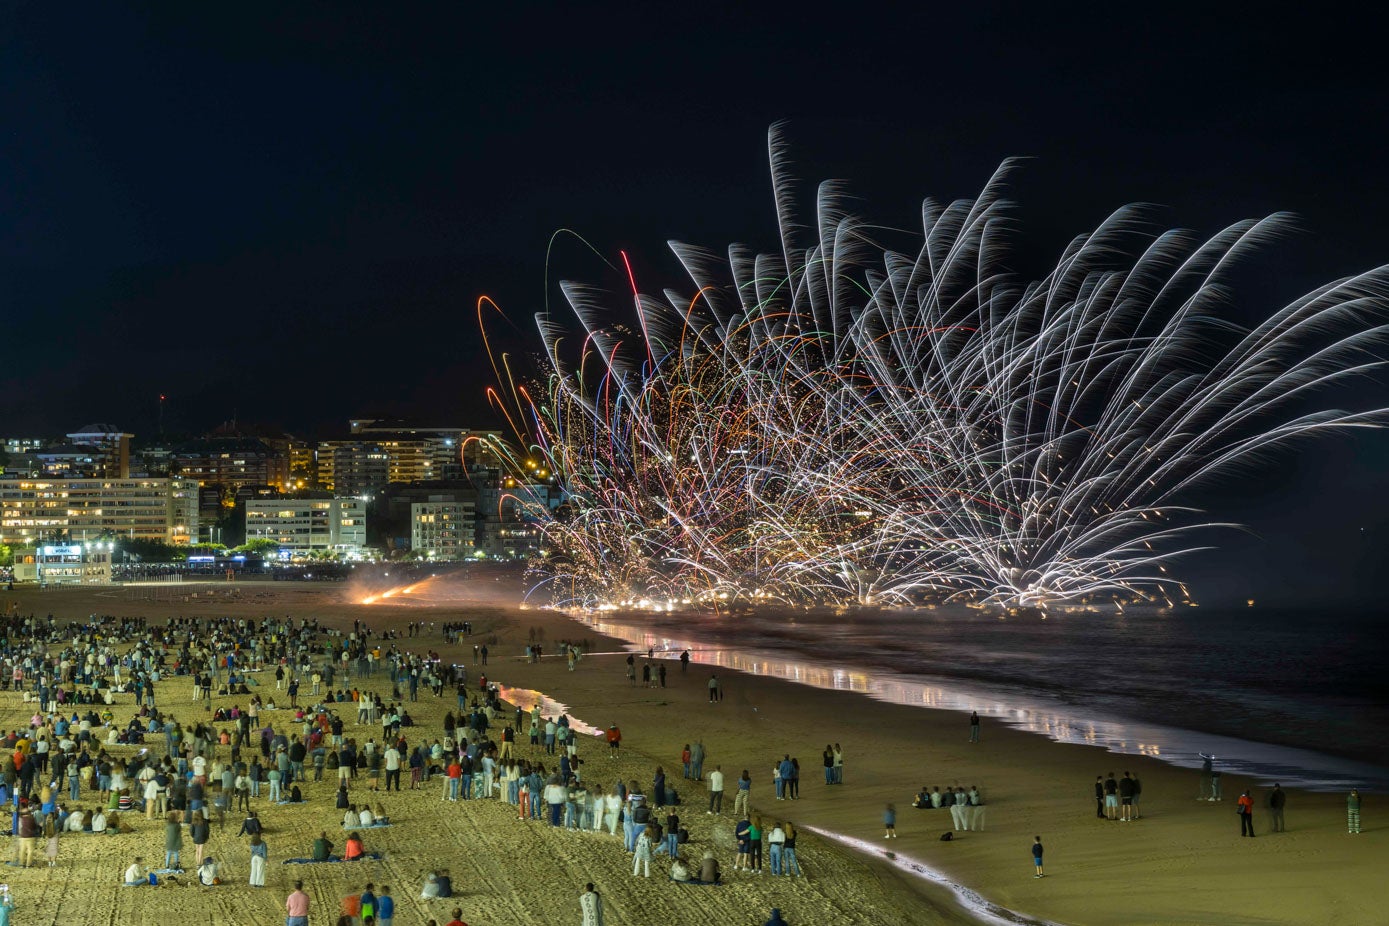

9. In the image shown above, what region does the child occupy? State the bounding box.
[1032,835,1044,878]
[884,803,897,839]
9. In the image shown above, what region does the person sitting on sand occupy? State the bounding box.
[699,850,721,884]
[345,833,365,860]
[670,858,692,882]
[312,832,334,862]
[344,805,361,829]
[765,909,788,926]
[435,869,453,897]
[197,855,221,886]
[373,802,389,825]
[358,805,375,827]
[124,857,145,885]
[420,871,441,899]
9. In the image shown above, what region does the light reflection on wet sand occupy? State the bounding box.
[578,613,1389,793]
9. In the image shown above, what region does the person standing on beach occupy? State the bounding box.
[1268,783,1286,833]
[378,885,395,926]
[708,766,724,814]
[680,650,690,673]
[286,880,310,926]
[884,803,897,839]
[735,815,752,872]
[690,740,705,780]
[1237,789,1255,837]
[1103,773,1119,820]
[969,711,980,743]
[1119,772,1135,822]
[606,725,621,758]
[1347,789,1362,834]
[1094,776,1105,819]
[632,824,655,877]
[1032,836,1044,877]
[734,769,751,818]
[708,674,720,703]
[832,744,844,784]
[950,788,968,831]
[248,832,267,886]
[1199,753,1213,800]
[580,882,604,926]
[823,745,834,785]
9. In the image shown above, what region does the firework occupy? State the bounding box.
[484,127,1389,609]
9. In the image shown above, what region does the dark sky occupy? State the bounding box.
[2,4,1387,603]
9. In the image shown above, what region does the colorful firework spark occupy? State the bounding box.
[483,127,1389,609]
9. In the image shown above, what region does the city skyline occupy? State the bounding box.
[3,6,1388,604]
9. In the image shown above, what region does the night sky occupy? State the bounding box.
[2,5,1387,604]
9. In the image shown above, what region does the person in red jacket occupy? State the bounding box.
[606,725,621,757]
[1237,790,1256,837]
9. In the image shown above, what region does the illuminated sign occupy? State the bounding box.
[40,545,83,556]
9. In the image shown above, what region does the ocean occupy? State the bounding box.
[577,604,1389,792]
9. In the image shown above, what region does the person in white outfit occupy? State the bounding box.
[580,882,604,926]
[632,825,654,877]
[950,793,968,831]
[602,790,622,835]
[248,834,268,886]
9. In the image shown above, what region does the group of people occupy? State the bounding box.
[1094,771,1142,822]
[912,784,987,831]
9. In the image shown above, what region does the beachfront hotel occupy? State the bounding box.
[0,475,199,546]
[243,497,367,554]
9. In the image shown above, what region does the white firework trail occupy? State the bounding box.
[483,126,1389,609]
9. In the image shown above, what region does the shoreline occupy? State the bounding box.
[574,610,1389,793]
[508,600,1384,925]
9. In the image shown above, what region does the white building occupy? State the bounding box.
[410,500,475,560]
[244,498,366,554]
[0,476,199,546]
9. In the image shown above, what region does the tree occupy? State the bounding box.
[0,543,11,568]
[115,537,183,563]
[235,538,281,555]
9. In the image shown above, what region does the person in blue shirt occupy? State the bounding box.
[376,885,395,926]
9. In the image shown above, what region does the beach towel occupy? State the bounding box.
[343,823,392,831]
[282,854,382,865]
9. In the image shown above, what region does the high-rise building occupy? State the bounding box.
[244,498,367,554]
[168,438,289,516]
[0,475,199,545]
[316,440,391,497]
[410,499,476,559]
[65,424,133,478]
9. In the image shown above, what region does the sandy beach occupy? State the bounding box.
[1,577,1381,926]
